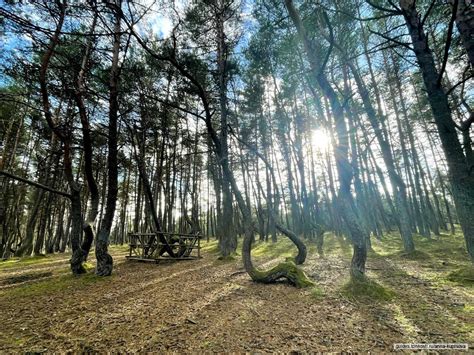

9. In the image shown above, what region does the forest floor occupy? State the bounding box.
[0,231,473,352]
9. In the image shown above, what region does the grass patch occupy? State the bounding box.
[446,266,474,287]
[321,233,352,258]
[398,250,432,260]
[392,303,419,336]
[309,286,325,300]
[0,272,110,299]
[251,238,296,259]
[2,335,27,347]
[216,255,236,262]
[109,244,130,253]
[0,255,49,270]
[342,277,395,302]
[201,240,219,253]
[369,229,471,270]
[3,271,52,285]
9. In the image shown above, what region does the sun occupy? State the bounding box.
[310,129,331,152]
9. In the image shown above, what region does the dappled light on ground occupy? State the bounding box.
[0,234,472,352]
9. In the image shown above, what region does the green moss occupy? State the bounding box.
[342,277,395,302]
[446,266,474,287]
[0,273,109,299]
[83,262,95,271]
[252,260,315,288]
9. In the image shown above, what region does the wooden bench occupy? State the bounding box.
[126,231,201,263]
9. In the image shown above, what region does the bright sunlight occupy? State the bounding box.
[311,128,332,152]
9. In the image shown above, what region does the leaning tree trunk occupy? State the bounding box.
[452,0,474,68]
[117,3,313,287]
[342,53,415,253]
[400,0,474,262]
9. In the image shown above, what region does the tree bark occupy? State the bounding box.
[400,0,474,261]
[96,3,122,276]
[285,0,368,278]
[452,0,474,67]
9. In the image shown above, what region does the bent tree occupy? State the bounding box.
[71,12,99,272]
[113,2,313,287]
[36,0,86,275]
[95,1,123,276]
[2,0,472,281]
[284,0,368,278]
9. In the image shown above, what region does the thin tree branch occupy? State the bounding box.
[421,0,437,26]
[368,28,413,50]
[365,0,401,15]
[437,0,458,86]
[0,170,72,199]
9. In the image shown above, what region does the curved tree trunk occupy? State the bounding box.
[285,0,368,279]
[71,13,99,273]
[36,1,86,275]
[231,126,308,265]
[96,4,122,276]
